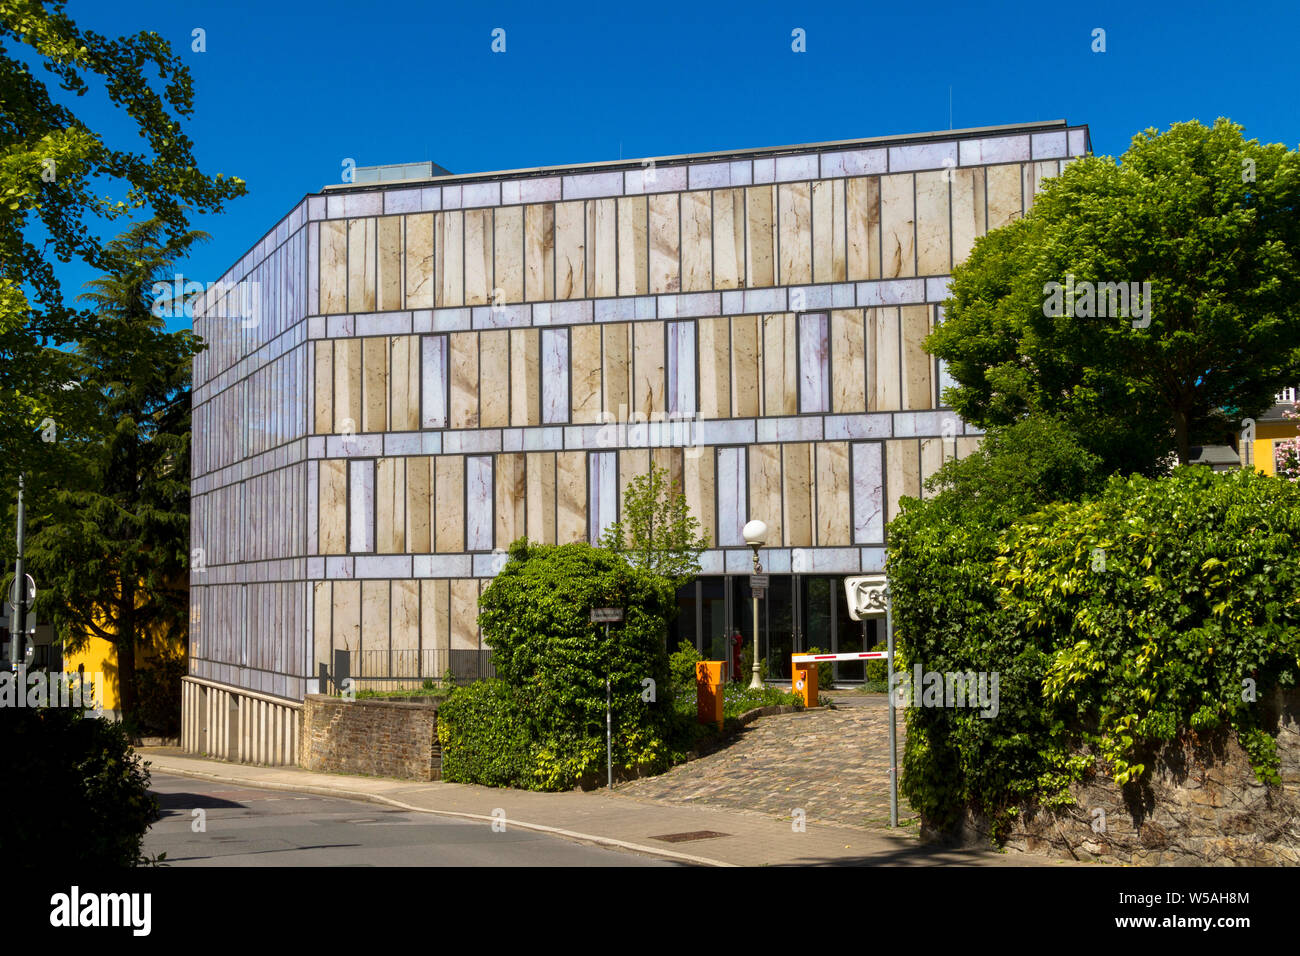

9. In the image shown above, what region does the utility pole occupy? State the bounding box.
[9,472,27,670]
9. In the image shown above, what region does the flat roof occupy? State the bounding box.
[322,119,1081,192]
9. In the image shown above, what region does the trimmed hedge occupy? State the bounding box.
[891,465,1300,840]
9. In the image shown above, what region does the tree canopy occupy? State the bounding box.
[23,218,198,721]
[0,0,244,493]
[929,118,1300,472]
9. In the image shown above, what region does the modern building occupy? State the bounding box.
[182,119,1091,764]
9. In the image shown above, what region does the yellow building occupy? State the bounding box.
[1247,388,1299,476]
[61,586,187,725]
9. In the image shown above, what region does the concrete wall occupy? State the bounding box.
[299,694,441,781]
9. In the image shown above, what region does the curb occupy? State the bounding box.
[146,758,736,868]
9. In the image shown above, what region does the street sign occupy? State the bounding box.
[750,586,767,599]
[7,573,34,607]
[590,608,624,623]
[749,574,769,589]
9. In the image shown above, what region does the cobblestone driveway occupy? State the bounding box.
[618,697,916,830]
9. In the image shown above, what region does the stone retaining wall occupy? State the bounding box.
[937,687,1300,865]
[300,695,441,781]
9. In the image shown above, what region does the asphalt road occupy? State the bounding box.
[143,773,678,867]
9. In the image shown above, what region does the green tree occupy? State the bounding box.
[23,219,199,724]
[0,0,244,496]
[598,462,710,586]
[929,119,1300,472]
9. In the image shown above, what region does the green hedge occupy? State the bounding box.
[891,465,1300,839]
[436,679,533,787]
[437,540,681,790]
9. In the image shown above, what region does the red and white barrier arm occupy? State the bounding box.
[790,651,889,663]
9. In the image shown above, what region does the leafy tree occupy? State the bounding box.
[929,119,1300,472]
[598,462,709,586]
[920,413,1107,529]
[0,0,244,500]
[23,219,199,723]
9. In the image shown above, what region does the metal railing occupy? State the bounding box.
[325,648,496,692]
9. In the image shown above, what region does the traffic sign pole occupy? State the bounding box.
[887,588,897,828]
[9,473,27,670]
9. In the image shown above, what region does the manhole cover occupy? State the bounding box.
[649,830,729,844]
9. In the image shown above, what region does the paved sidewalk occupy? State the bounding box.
[619,701,907,828]
[138,747,1069,867]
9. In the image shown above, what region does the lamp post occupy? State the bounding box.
[742,519,767,690]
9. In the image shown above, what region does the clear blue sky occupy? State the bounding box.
[62,0,1300,327]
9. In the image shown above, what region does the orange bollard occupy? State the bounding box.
[790,653,818,708]
[696,661,725,729]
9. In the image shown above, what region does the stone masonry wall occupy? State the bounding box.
[941,686,1300,865]
[300,695,441,781]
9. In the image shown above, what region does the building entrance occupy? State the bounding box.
[669,574,882,685]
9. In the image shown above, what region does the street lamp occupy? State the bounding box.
[742,519,767,690]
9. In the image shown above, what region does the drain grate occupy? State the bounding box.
[649,830,729,844]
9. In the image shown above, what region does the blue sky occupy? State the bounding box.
[58,0,1300,328]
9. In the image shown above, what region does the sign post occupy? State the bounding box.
[8,474,30,671]
[590,608,624,789]
[843,574,896,828]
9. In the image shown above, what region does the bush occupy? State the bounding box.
[892,465,1300,840]
[436,680,534,788]
[0,705,159,866]
[438,540,680,790]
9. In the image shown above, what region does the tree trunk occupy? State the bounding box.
[117,577,137,724]
[1174,407,1191,466]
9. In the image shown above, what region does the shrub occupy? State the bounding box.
[892,465,1300,840]
[0,705,159,866]
[438,540,679,790]
[436,680,534,788]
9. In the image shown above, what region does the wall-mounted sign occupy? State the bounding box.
[844,575,889,621]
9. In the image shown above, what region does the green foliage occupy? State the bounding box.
[668,639,704,704]
[0,0,244,496]
[599,462,709,585]
[721,682,801,718]
[20,219,197,722]
[437,541,680,790]
[0,706,159,866]
[921,413,1107,528]
[929,118,1300,471]
[436,680,534,788]
[891,465,1300,838]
